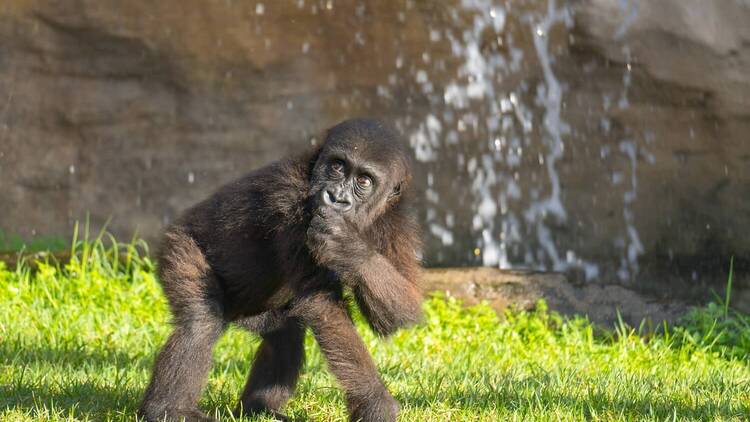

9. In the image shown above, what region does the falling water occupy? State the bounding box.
[406,0,644,281]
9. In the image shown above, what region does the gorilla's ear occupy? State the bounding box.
[388,168,411,203]
[388,183,402,200]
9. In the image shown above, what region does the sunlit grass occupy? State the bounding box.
[0,235,748,421]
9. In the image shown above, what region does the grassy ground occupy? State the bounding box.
[0,236,749,421]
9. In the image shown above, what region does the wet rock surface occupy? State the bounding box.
[1,0,748,286]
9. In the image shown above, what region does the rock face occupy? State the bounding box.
[0,0,434,240]
[568,0,750,285]
[0,0,748,287]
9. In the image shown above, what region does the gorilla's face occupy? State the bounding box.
[309,118,410,229]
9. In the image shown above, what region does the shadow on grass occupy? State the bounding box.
[0,342,144,418]
[4,375,745,421]
[0,379,140,419]
[2,381,304,422]
[2,342,746,420]
[0,343,299,421]
[396,375,749,420]
[0,342,151,370]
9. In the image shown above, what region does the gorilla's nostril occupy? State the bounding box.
[326,190,338,204]
[324,189,351,210]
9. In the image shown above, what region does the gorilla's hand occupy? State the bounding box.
[306,207,372,275]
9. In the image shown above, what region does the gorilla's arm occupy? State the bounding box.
[307,208,422,336]
[350,253,423,336]
[291,290,400,420]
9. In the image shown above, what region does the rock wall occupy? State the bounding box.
[0,0,433,240]
[1,0,748,286]
[569,0,750,283]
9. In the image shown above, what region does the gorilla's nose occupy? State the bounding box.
[324,189,352,212]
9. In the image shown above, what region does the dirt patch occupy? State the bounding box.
[424,267,692,327]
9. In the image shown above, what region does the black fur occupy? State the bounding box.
[138,118,422,422]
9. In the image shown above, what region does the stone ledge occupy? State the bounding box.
[423,267,690,327]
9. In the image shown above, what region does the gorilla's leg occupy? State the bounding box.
[235,318,306,419]
[139,315,225,421]
[139,229,226,422]
[295,293,399,422]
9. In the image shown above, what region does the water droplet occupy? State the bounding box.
[355,32,365,45]
[69,165,75,174]
[188,172,195,184]
[255,3,264,15]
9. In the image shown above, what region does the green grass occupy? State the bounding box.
[0,230,67,254]
[0,236,748,421]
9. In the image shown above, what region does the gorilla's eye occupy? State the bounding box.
[330,159,345,173]
[356,175,372,188]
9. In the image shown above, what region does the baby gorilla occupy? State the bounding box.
[139,118,423,422]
